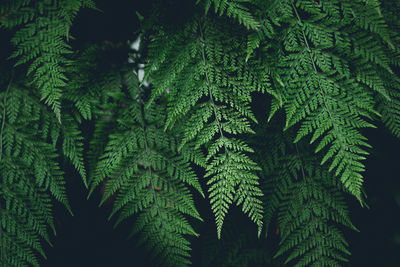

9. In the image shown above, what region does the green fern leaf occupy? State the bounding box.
[0,73,71,266]
[266,0,395,201]
[1,0,96,122]
[145,12,264,239]
[87,70,202,266]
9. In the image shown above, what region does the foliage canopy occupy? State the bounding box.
[0,0,399,266]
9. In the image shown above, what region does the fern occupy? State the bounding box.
[144,7,264,239]
[251,117,358,266]
[274,165,357,267]
[0,0,96,122]
[375,0,400,138]
[255,0,400,202]
[87,68,204,266]
[0,52,87,266]
[0,0,399,266]
[0,71,72,266]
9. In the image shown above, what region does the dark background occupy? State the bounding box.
[1,0,399,266]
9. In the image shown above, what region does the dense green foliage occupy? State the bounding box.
[0,0,399,266]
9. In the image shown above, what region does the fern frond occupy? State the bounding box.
[145,12,264,239]
[87,70,202,266]
[60,114,87,187]
[264,0,393,201]
[374,0,400,138]
[251,118,357,266]
[344,0,395,51]
[0,73,70,266]
[0,0,96,122]
[376,72,400,138]
[275,177,354,266]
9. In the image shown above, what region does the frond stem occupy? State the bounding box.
[199,18,229,157]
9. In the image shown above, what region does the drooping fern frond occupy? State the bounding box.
[65,44,128,188]
[274,162,357,267]
[375,69,400,138]
[144,6,264,239]
[257,0,400,202]
[251,117,358,266]
[375,0,400,138]
[0,71,73,266]
[59,114,87,187]
[87,68,204,267]
[0,0,96,122]
[62,43,132,188]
